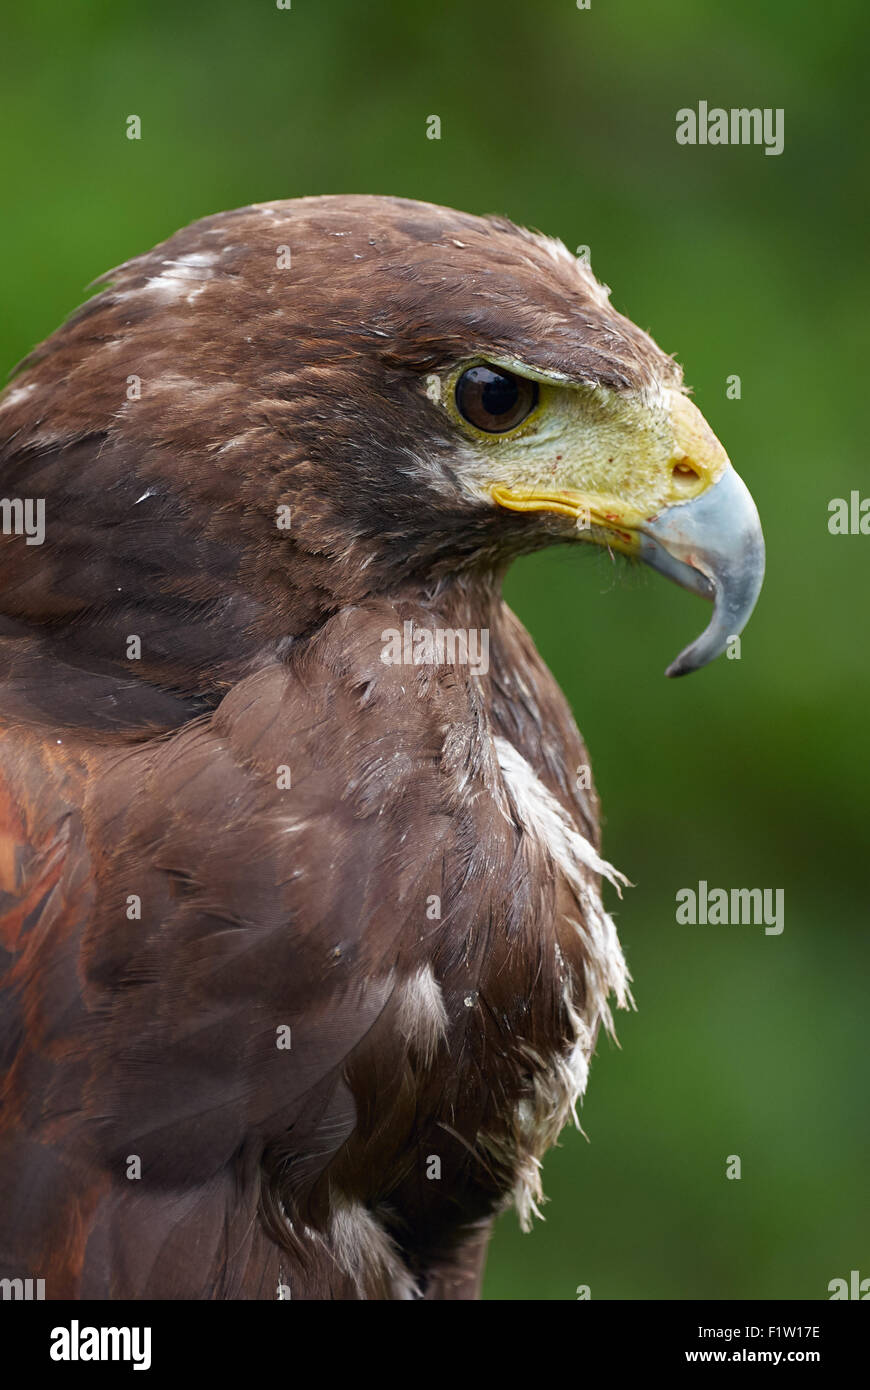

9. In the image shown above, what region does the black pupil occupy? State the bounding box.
[478,369,518,417]
[455,365,536,433]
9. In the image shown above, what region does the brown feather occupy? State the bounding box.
[0,196,651,1297]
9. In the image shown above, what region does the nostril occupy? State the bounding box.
[672,462,700,482]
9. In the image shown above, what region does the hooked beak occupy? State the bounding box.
[638,465,765,676]
[490,391,765,676]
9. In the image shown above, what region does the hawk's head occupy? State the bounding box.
[0,195,763,696]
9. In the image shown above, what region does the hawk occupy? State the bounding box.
[0,196,763,1299]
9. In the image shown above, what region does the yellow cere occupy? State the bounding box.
[441,362,729,539]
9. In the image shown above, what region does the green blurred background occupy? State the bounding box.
[1,0,866,1299]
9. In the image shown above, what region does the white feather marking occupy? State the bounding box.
[0,383,38,411]
[174,252,217,267]
[479,984,597,1232]
[494,737,628,894]
[144,252,218,301]
[396,964,449,1065]
[494,734,629,1034]
[488,737,632,1229]
[329,1199,419,1300]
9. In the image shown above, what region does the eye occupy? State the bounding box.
[454,365,539,434]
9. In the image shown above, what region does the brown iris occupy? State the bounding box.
[455,365,538,433]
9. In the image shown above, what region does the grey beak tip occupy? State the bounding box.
[664,638,709,678]
[640,466,765,679]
